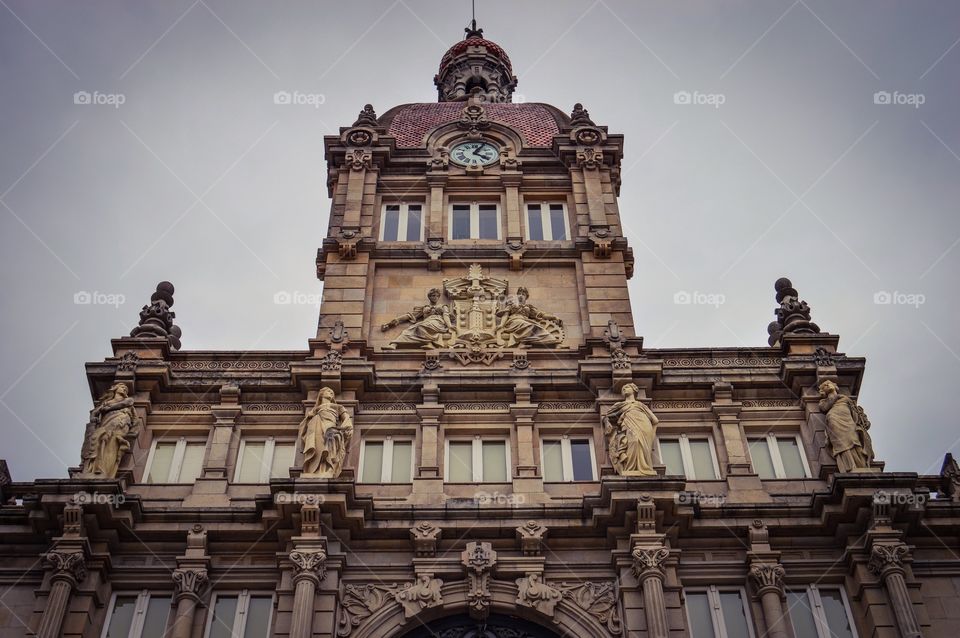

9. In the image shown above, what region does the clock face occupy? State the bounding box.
[450,140,500,167]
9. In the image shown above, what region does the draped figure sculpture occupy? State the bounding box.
[602,383,659,476]
[80,383,141,478]
[298,387,354,478]
[496,287,563,348]
[818,380,874,472]
[381,288,453,350]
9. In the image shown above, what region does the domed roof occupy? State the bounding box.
[439,36,513,75]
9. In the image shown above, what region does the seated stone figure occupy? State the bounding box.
[496,287,563,348]
[381,288,454,350]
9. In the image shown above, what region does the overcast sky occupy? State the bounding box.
[1,1,958,481]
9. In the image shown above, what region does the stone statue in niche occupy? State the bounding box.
[381,288,453,350]
[818,380,875,472]
[516,573,562,615]
[299,387,354,478]
[80,383,141,478]
[602,383,659,476]
[496,287,564,348]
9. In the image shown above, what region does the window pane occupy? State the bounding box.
[140,595,172,638]
[749,438,776,479]
[477,205,498,239]
[570,440,594,481]
[238,442,266,483]
[482,441,507,482]
[719,591,751,638]
[105,595,138,638]
[382,205,400,241]
[452,206,471,239]
[148,443,176,483]
[689,440,717,479]
[527,205,544,240]
[685,592,715,638]
[448,442,473,482]
[819,590,854,638]
[243,595,273,638]
[177,444,204,483]
[787,591,820,638]
[208,596,238,638]
[391,441,413,483]
[777,437,806,478]
[405,205,422,242]
[549,204,567,240]
[659,440,684,476]
[542,441,563,482]
[271,443,295,479]
[361,442,384,483]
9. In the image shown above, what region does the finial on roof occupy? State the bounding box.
[570,103,595,127]
[766,277,821,346]
[465,19,483,39]
[353,104,378,127]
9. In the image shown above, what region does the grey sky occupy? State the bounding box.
[1,1,958,481]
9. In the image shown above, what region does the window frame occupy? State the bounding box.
[143,437,206,484]
[203,590,275,638]
[747,433,812,479]
[540,435,598,482]
[524,201,571,241]
[656,434,721,480]
[100,590,172,638]
[358,437,416,484]
[444,436,512,483]
[448,201,502,241]
[233,437,295,483]
[787,585,859,638]
[683,586,757,638]
[378,201,424,242]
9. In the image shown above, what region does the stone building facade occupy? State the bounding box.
[1,23,958,638]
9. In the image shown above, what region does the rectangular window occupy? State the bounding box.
[102,591,172,638]
[144,438,205,484]
[205,591,273,638]
[787,586,857,638]
[657,435,720,480]
[234,438,295,483]
[541,437,597,482]
[445,437,511,482]
[379,203,423,242]
[525,202,570,240]
[449,202,501,240]
[747,434,810,479]
[358,438,414,483]
[684,587,755,638]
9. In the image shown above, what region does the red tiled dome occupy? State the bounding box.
[381,103,565,148]
[439,37,513,74]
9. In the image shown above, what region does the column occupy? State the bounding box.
[37,551,86,638]
[868,543,922,638]
[748,563,789,638]
[631,546,670,638]
[170,568,208,638]
[288,548,327,638]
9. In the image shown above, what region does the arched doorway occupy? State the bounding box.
[399,613,562,638]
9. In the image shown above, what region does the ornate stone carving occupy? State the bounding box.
[422,352,442,371]
[443,263,508,344]
[651,400,708,410]
[395,574,444,619]
[631,546,669,581]
[602,384,659,477]
[511,350,529,370]
[461,541,497,620]
[79,383,141,479]
[116,351,139,373]
[337,584,399,637]
[45,551,86,585]
[496,287,564,348]
[570,102,595,127]
[577,147,604,171]
[767,277,820,346]
[328,319,349,345]
[427,146,450,171]
[424,238,445,270]
[321,350,343,372]
[557,581,623,635]
[410,522,441,557]
[458,103,490,138]
[435,24,517,103]
[868,543,909,577]
[129,281,182,350]
[448,342,504,366]
[516,520,547,556]
[344,148,372,172]
[610,348,631,369]
[663,356,781,368]
[381,287,454,350]
[359,402,417,413]
[588,227,612,258]
[172,567,209,602]
[748,563,785,597]
[740,399,797,408]
[346,129,373,147]
[818,380,874,472]
[538,401,595,412]
[516,573,561,616]
[298,387,353,478]
[290,548,327,584]
[813,346,836,367]
[352,103,378,127]
[446,402,510,412]
[242,403,303,413]
[170,360,290,370]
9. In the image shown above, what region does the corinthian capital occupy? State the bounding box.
[45,550,86,585]
[290,548,327,585]
[172,568,209,602]
[868,543,909,578]
[748,563,785,597]
[631,546,669,582]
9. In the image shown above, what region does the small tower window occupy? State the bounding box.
[525,203,569,240]
[449,202,501,240]
[380,203,423,242]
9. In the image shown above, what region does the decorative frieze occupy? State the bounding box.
[170,360,290,370]
[662,356,780,368]
[337,584,399,637]
[538,401,595,412]
[556,581,623,635]
[153,403,213,412]
[359,402,417,413]
[445,402,510,412]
